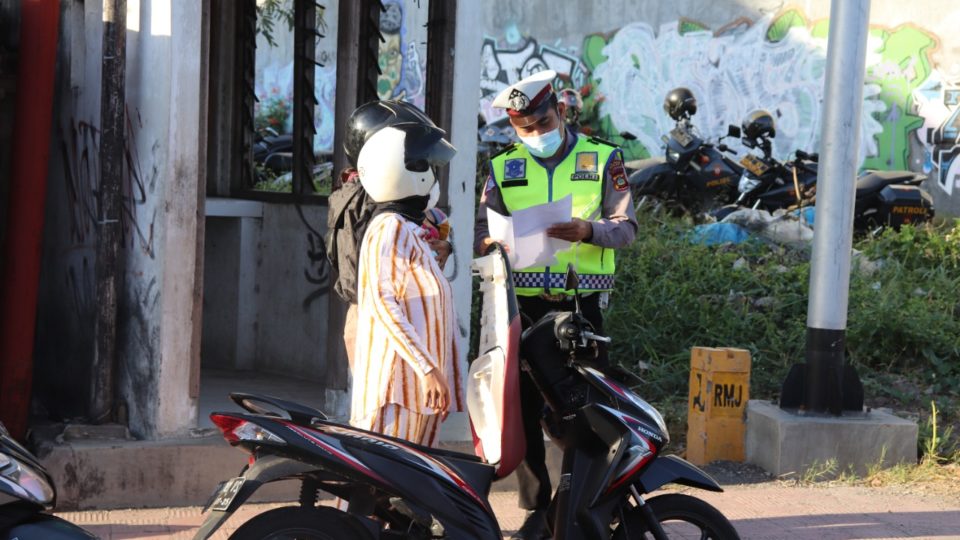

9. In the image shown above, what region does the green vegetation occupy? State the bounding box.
[602,213,960,463]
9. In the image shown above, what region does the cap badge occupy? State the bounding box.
[508,88,530,111]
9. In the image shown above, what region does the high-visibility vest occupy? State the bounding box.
[490,136,618,296]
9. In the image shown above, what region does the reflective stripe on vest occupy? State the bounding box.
[491,135,617,296]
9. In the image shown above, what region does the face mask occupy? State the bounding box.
[426,182,440,210]
[519,126,564,158]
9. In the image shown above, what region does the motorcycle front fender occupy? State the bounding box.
[635,455,723,494]
[192,455,317,540]
[0,513,97,540]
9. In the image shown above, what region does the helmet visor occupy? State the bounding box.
[393,123,457,172]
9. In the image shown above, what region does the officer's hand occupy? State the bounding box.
[428,239,452,269]
[547,218,593,242]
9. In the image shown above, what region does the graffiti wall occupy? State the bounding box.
[480,2,960,215]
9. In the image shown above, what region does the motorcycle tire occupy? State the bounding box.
[227,506,374,540]
[612,493,740,540]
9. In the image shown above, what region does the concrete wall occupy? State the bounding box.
[200,200,341,411]
[254,203,331,381]
[35,0,206,438]
[478,0,960,217]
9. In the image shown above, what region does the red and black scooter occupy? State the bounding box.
[193,245,740,540]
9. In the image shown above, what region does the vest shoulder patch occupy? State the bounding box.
[490,143,520,160]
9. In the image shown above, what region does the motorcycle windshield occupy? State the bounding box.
[468,247,525,478]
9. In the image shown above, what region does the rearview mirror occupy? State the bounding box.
[727,125,741,139]
[620,131,637,141]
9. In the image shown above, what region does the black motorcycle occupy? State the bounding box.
[253,128,293,177]
[193,246,740,540]
[627,88,741,214]
[718,110,934,232]
[0,423,97,539]
[626,121,741,214]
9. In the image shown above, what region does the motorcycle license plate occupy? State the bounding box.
[740,154,770,176]
[208,477,245,512]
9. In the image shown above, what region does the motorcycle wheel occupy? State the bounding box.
[228,506,374,540]
[612,493,740,540]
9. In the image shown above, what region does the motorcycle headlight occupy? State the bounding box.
[0,454,55,507]
[738,173,761,193]
[666,149,681,163]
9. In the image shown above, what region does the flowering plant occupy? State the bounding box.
[255,93,291,133]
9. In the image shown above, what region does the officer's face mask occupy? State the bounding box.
[519,127,563,158]
[517,109,565,158]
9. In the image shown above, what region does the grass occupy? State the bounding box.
[595,213,960,466]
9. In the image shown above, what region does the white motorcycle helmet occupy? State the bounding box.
[357,122,456,204]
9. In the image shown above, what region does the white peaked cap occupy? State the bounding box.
[492,69,558,116]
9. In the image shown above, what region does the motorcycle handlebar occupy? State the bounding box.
[583,330,612,344]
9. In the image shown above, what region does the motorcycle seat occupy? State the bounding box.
[625,157,664,173]
[857,170,924,196]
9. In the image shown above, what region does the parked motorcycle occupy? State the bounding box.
[253,127,293,177]
[627,88,741,214]
[0,422,97,539]
[717,110,935,232]
[193,246,740,540]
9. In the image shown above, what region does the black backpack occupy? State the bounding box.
[326,180,377,304]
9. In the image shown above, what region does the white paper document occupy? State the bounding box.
[487,195,572,268]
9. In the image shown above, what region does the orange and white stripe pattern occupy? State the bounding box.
[353,404,441,447]
[351,212,465,438]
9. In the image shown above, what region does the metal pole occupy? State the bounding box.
[803,0,871,415]
[91,0,126,423]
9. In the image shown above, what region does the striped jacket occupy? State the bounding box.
[351,212,465,425]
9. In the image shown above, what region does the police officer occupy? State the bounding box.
[473,69,637,540]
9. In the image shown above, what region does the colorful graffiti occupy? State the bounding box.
[479,35,587,122]
[377,0,426,109]
[480,8,957,198]
[254,61,338,154]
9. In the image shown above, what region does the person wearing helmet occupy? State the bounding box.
[663,87,698,122]
[557,87,583,132]
[473,70,638,540]
[333,100,454,372]
[350,119,464,447]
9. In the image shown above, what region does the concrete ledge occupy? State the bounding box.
[205,197,263,218]
[746,400,918,477]
[39,434,564,511]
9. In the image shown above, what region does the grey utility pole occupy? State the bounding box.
[781,0,871,415]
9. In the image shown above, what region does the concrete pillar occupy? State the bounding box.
[440,0,483,441]
[154,0,208,436]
